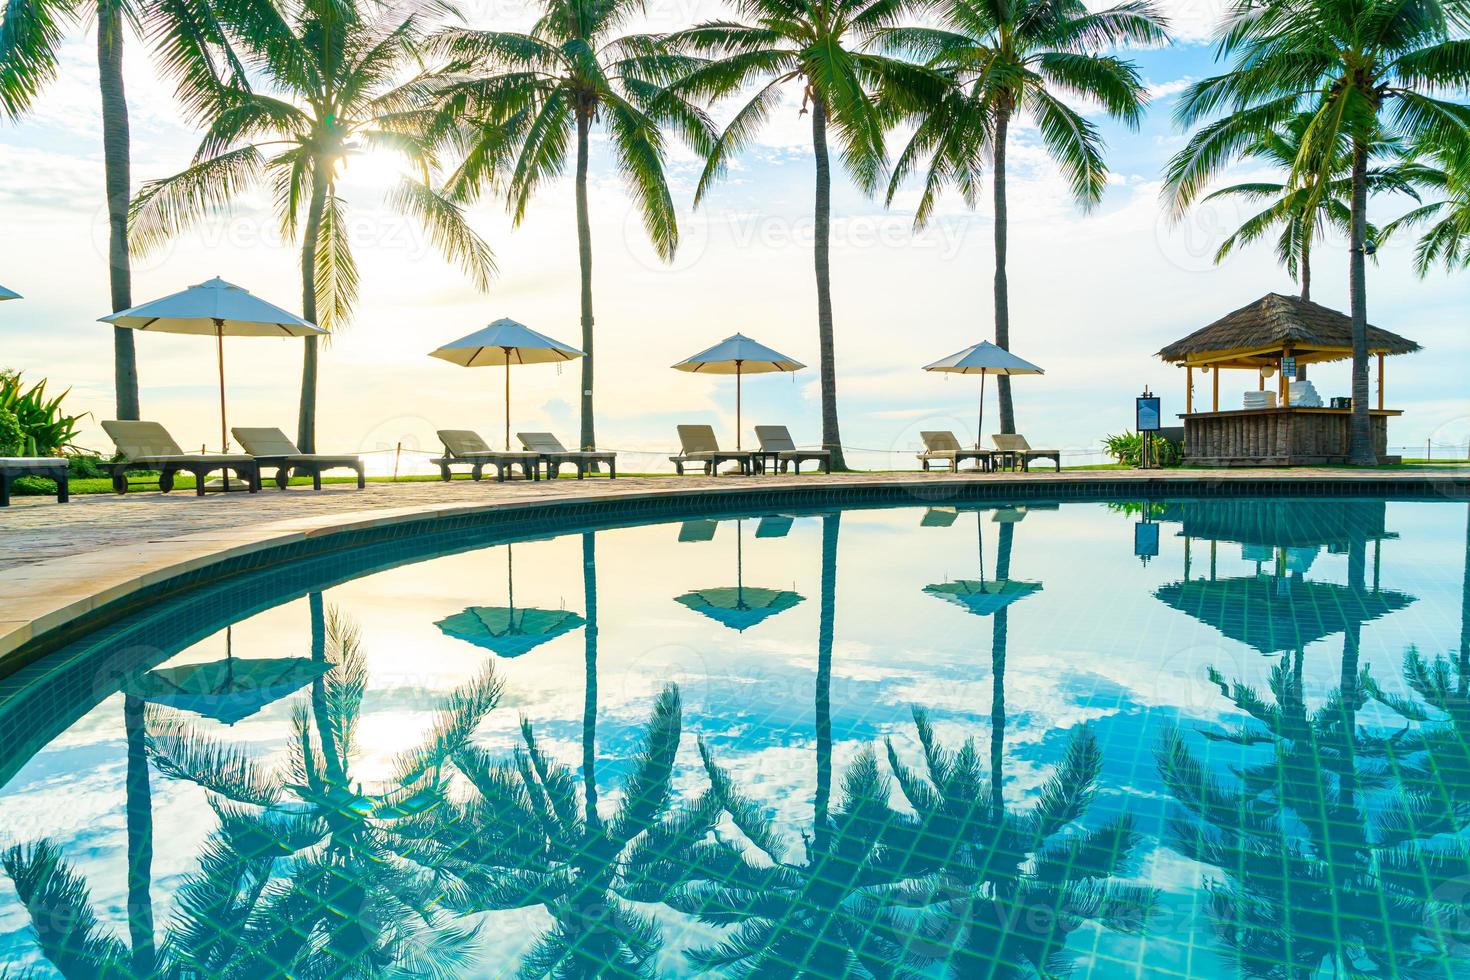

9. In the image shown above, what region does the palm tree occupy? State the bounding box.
[671,3,948,470]
[1382,135,1470,275]
[0,0,242,421]
[129,0,495,452]
[434,5,715,454]
[882,0,1168,434]
[1206,115,1412,304]
[1163,0,1470,465]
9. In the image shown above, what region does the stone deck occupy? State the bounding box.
[2,468,1467,672]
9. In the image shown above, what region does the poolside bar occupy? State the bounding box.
[1157,294,1420,466]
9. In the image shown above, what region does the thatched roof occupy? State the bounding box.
[1157,293,1421,366]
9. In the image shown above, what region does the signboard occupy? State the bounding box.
[1134,522,1160,561]
[1136,396,1162,432]
[1281,356,1296,378]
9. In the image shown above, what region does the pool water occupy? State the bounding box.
[2,497,1469,978]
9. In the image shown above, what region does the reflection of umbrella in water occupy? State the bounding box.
[127,628,332,725]
[1154,575,1414,655]
[435,545,585,657]
[674,517,804,632]
[922,507,1042,616]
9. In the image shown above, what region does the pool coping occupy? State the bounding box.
[4,470,1467,679]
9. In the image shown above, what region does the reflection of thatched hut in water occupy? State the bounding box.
[1157,293,1419,465]
[1153,498,1414,658]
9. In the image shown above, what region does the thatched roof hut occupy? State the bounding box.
[1157,293,1420,369]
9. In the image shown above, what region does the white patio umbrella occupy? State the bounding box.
[0,283,20,301]
[100,277,322,452]
[429,317,583,450]
[923,341,1044,448]
[672,333,804,449]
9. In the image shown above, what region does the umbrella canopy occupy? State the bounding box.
[435,606,586,657]
[430,318,584,450]
[672,333,805,449]
[100,277,322,452]
[923,341,1045,449]
[675,586,805,632]
[0,283,20,301]
[127,654,332,725]
[924,579,1043,616]
[1154,574,1414,654]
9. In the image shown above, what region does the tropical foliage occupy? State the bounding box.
[0,371,86,455]
[1384,136,1470,275]
[435,0,714,453]
[128,0,495,451]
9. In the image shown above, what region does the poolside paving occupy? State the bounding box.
[2,467,1467,671]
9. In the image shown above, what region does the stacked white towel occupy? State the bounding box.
[1289,380,1323,407]
[1243,390,1278,409]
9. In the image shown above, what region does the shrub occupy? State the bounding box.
[0,371,87,455]
[1104,431,1182,467]
[0,408,22,457]
[67,454,106,479]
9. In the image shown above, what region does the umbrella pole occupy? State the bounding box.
[504,350,512,452]
[216,319,228,454]
[736,361,743,451]
[977,372,985,451]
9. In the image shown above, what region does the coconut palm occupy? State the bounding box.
[129,0,495,451]
[1205,115,1414,303]
[0,0,244,421]
[434,5,715,455]
[881,0,1168,434]
[142,607,498,974]
[670,3,948,471]
[1382,135,1470,275]
[1163,0,1470,465]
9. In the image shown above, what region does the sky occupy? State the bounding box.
[0,0,1465,472]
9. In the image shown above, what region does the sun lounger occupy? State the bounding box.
[517,432,616,480]
[0,458,69,506]
[232,427,365,490]
[433,430,540,482]
[991,433,1061,472]
[753,425,832,474]
[669,425,753,476]
[917,431,993,472]
[101,420,259,495]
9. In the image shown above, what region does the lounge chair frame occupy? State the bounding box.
[434,430,540,483]
[753,426,832,475]
[101,421,260,495]
[670,425,753,476]
[991,434,1061,472]
[233,428,365,490]
[517,432,617,479]
[0,458,69,506]
[917,431,994,472]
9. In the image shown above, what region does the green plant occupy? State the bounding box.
[67,454,106,479]
[0,408,22,457]
[0,373,87,456]
[1104,431,1181,467]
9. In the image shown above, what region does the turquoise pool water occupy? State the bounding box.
[2,496,1469,978]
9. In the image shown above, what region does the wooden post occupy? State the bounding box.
[1279,348,1291,405]
[1211,366,1219,412]
[1377,352,1385,410]
[1186,367,1193,414]
[1258,369,1265,391]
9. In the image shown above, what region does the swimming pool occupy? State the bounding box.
[2,495,1468,978]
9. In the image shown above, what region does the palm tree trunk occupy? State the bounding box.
[1299,234,1312,305]
[582,531,600,829]
[98,2,139,420]
[576,109,596,452]
[810,97,846,470]
[308,591,344,784]
[993,101,1014,436]
[296,172,329,453]
[814,512,840,856]
[990,519,1013,818]
[1347,137,1375,465]
[123,693,155,974]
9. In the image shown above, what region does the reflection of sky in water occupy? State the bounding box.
[1,499,1467,977]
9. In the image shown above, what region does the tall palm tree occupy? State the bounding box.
[435,4,715,454]
[129,0,495,451]
[1206,115,1411,304]
[882,0,1168,434]
[672,3,948,470]
[1164,0,1470,465]
[0,0,243,421]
